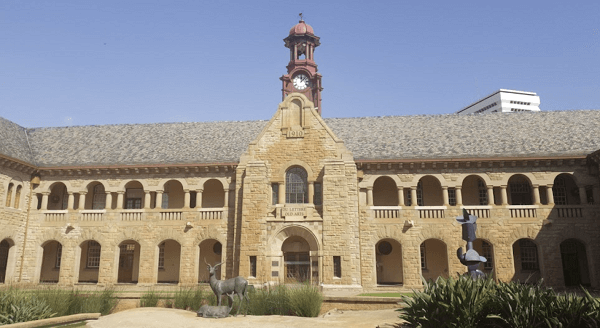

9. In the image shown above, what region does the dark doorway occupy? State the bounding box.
[560,239,591,287]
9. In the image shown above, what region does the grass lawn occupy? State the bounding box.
[357,292,412,297]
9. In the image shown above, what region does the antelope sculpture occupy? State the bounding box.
[204,258,249,316]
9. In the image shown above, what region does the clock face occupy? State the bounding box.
[293,74,310,90]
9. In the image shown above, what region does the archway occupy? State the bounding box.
[48,183,68,210]
[553,174,579,205]
[508,175,533,205]
[157,240,181,284]
[462,175,488,205]
[417,176,443,206]
[0,239,16,283]
[124,181,144,209]
[473,239,495,278]
[78,240,101,283]
[203,180,224,208]
[375,239,402,285]
[373,177,398,206]
[199,239,222,282]
[560,239,590,286]
[40,240,62,283]
[512,238,541,283]
[162,181,184,209]
[282,236,311,283]
[117,240,140,283]
[420,239,448,281]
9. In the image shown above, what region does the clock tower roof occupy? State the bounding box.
[289,19,315,36]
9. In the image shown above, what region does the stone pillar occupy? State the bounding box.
[546,185,555,205]
[411,187,418,206]
[487,186,494,205]
[196,189,203,208]
[442,187,449,206]
[278,182,285,205]
[397,187,404,206]
[455,187,463,206]
[144,191,151,209]
[78,192,87,210]
[105,192,112,210]
[308,182,314,204]
[501,186,508,205]
[532,185,541,205]
[366,187,373,206]
[116,191,124,209]
[67,192,75,210]
[156,191,163,209]
[579,187,587,205]
[184,190,190,208]
[223,189,229,207]
[41,192,49,210]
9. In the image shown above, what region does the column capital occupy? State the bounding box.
[196,188,204,193]
[116,191,125,195]
[79,191,87,195]
[42,191,51,196]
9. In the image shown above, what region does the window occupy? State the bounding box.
[314,182,322,205]
[14,186,21,209]
[158,242,165,269]
[586,185,594,205]
[406,189,412,206]
[420,244,427,269]
[55,244,62,268]
[333,256,341,278]
[416,181,423,206]
[125,188,143,209]
[92,184,106,209]
[477,179,488,205]
[250,256,257,277]
[161,193,169,209]
[553,177,567,205]
[286,167,308,203]
[482,241,493,270]
[519,240,539,271]
[272,183,279,205]
[448,188,456,206]
[86,241,101,268]
[510,179,531,205]
[5,183,13,207]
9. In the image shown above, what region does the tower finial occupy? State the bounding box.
[299,13,304,22]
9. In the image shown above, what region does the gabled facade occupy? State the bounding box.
[1,20,599,291]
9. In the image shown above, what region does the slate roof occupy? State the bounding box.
[1,110,599,168]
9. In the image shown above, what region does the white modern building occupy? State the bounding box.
[457,89,541,115]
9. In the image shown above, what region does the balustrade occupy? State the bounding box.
[554,206,583,218]
[44,210,67,222]
[415,206,446,218]
[160,211,183,221]
[199,208,224,220]
[371,206,401,219]
[508,205,537,218]
[461,206,491,219]
[80,210,105,221]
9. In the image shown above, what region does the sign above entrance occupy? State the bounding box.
[281,206,307,218]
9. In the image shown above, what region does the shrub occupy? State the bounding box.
[0,288,55,324]
[288,284,323,317]
[140,290,160,307]
[173,287,205,311]
[33,288,117,316]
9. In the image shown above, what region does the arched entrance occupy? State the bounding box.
[270,226,320,284]
[157,240,181,284]
[282,236,311,283]
[512,238,541,283]
[560,239,591,287]
[40,240,62,283]
[118,240,140,283]
[420,239,448,281]
[199,239,222,283]
[375,239,402,285]
[78,240,101,283]
[0,239,15,283]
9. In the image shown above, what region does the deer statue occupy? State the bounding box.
[204,257,250,316]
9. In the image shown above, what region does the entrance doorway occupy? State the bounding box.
[282,236,312,283]
[118,241,139,283]
[0,240,10,283]
[560,239,591,287]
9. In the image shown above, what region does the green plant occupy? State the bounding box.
[140,290,160,307]
[0,288,55,324]
[173,287,205,310]
[288,284,323,317]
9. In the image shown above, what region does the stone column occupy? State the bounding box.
[411,187,418,206]
[184,190,190,208]
[487,186,494,205]
[116,191,124,209]
[546,185,555,205]
[105,192,112,210]
[67,192,75,210]
[223,189,229,207]
[156,191,163,209]
[579,187,587,205]
[144,191,151,209]
[366,187,373,206]
[196,189,203,208]
[442,187,449,206]
[455,187,463,206]
[500,186,508,205]
[78,192,87,210]
[532,185,541,205]
[308,182,314,204]
[41,192,49,210]
[278,182,285,205]
[397,187,404,206]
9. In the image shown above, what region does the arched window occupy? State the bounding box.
[14,186,21,209]
[5,183,13,207]
[92,184,106,209]
[286,167,308,204]
[477,179,488,205]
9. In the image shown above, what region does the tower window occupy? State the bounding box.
[250,256,257,277]
[286,167,308,203]
[333,256,341,278]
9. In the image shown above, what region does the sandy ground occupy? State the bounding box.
[86,307,404,328]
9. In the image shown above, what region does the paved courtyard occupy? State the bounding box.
[86,307,404,328]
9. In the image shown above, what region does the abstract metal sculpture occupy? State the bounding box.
[456,209,487,279]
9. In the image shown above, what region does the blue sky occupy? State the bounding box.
[1,0,599,128]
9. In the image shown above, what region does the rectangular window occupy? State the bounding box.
[482,241,493,270]
[272,184,279,205]
[478,180,488,205]
[420,244,426,269]
[416,182,423,206]
[333,256,341,278]
[448,188,456,206]
[161,193,169,209]
[86,241,101,268]
[55,244,62,268]
[519,240,539,271]
[250,256,257,277]
[406,190,412,206]
[158,243,165,269]
[314,183,322,205]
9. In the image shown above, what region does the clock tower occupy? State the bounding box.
[281,15,323,115]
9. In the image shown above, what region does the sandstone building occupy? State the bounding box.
[1,20,599,291]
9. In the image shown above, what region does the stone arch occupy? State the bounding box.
[156,239,181,284]
[512,238,542,283]
[77,230,105,247]
[117,239,141,284]
[46,182,70,210]
[420,238,449,281]
[412,174,447,187]
[161,180,185,209]
[552,173,580,205]
[83,181,107,210]
[269,225,320,254]
[455,173,492,186]
[198,238,223,282]
[507,174,534,205]
[560,238,591,287]
[155,229,186,247]
[415,175,444,206]
[364,174,402,188]
[373,176,399,206]
[159,178,189,190]
[77,239,102,283]
[0,238,17,283]
[39,239,63,283]
[274,159,316,183]
[84,180,108,192]
[375,238,403,285]
[117,179,149,191]
[113,230,144,248]
[44,181,74,193]
[202,179,225,208]
[498,172,537,186]
[473,238,496,278]
[461,175,489,205]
